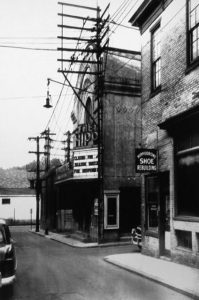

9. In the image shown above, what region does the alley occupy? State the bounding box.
[0,226,193,300]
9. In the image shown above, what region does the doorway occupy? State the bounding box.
[119,187,141,236]
[159,172,170,257]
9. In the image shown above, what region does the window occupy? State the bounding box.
[151,23,161,91]
[196,233,199,252]
[176,230,192,249]
[2,198,10,205]
[104,192,119,229]
[146,176,158,231]
[175,125,199,217]
[188,0,199,63]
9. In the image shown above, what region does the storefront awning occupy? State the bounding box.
[158,105,199,131]
[55,176,99,185]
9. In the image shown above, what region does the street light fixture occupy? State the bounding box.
[44,78,52,108]
[43,91,52,108]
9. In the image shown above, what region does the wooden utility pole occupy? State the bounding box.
[96,6,104,243]
[40,128,56,234]
[66,131,71,164]
[35,137,40,232]
[57,1,109,243]
[41,128,56,171]
[29,136,46,232]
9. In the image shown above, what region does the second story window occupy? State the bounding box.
[151,23,161,91]
[188,0,199,63]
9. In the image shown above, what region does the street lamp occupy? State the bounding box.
[44,91,52,108]
[44,79,52,108]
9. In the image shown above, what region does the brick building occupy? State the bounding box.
[130,0,199,267]
[41,49,142,243]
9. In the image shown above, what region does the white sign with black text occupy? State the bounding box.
[73,148,98,178]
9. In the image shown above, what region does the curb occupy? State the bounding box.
[104,257,199,300]
[30,230,132,248]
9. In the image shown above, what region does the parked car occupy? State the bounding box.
[131,226,142,249]
[0,219,17,287]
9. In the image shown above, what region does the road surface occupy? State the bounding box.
[0,226,193,300]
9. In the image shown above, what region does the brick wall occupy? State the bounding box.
[139,0,199,265]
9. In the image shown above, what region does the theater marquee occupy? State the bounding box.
[73,148,98,178]
[135,149,158,173]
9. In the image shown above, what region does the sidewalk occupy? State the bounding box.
[30,228,131,248]
[104,253,199,299]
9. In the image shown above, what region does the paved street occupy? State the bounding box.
[0,226,193,300]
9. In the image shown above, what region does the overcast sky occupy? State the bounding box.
[0,0,141,169]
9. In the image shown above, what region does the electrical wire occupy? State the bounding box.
[41,0,142,160]
[110,20,139,30]
[0,45,57,51]
[105,0,140,44]
[110,0,130,20]
[0,94,73,101]
[45,17,90,159]
[52,20,89,139]
[0,37,57,39]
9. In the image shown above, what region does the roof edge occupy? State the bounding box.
[129,0,161,27]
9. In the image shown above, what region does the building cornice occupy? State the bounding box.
[129,0,173,33]
[129,0,161,27]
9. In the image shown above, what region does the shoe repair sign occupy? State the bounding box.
[135,149,157,173]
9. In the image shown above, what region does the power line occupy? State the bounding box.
[0,41,83,45]
[0,45,57,51]
[50,2,139,160]
[45,17,90,144]
[109,0,132,27]
[0,37,57,39]
[110,0,130,20]
[110,20,139,30]
[106,0,140,43]
[0,94,74,101]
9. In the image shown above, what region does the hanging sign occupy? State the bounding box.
[135,149,157,173]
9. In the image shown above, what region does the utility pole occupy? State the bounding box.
[40,128,56,234]
[63,131,71,164]
[57,2,110,243]
[29,136,46,232]
[96,5,104,243]
[41,128,56,171]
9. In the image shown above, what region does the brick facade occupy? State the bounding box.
[130,0,199,267]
